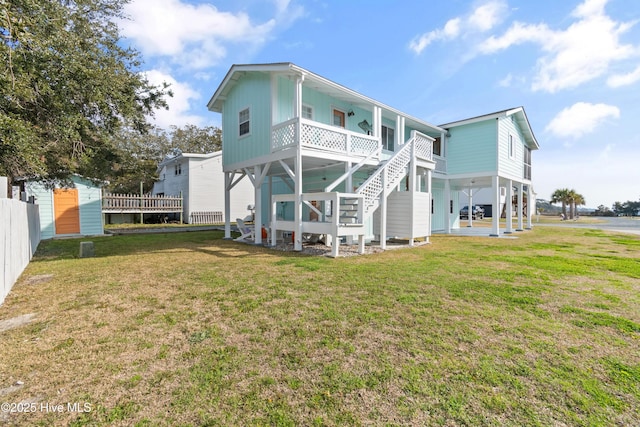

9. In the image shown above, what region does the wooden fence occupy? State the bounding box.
[189,211,223,225]
[102,193,183,213]
[1,199,41,306]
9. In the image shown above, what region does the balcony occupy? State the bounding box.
[271,118,381,160]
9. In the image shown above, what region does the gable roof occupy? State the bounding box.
[157,151,221,169]
[207,62,446,135]
[439,107,539,150]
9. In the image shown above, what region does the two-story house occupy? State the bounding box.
[207,63,538,256]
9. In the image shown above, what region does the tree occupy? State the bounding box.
[169,125,222,154]
[107,124,222,193]
[595,205,614,216]
[550,188,571,219]
[566,189,585,220]
[1,0,170,185]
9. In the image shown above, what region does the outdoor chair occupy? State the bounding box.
[235,218,255,242]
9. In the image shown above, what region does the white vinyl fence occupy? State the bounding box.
[1,199,41,306]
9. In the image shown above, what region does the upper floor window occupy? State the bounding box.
[332,109,345,128]
[508,134,516,159]
[433,137,442,156]
[174,163,182,175]
[239,107,250,137]
[524,147,532,180]
[302,104,314,120]
[381,125,395,151]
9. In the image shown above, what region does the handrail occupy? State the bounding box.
[323,145,382,192]
[356,135,416,215]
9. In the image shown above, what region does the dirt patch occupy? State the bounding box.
[0,313,36,333]
[22,274,54,286]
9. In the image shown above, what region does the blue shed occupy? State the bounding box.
[25,175,104,239]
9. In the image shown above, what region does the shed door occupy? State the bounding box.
[54,188,80,234]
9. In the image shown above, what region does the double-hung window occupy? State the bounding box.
[381,125,395,151]
[302,105,313,120]
[239,108,250,137]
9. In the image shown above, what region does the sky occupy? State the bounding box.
[117,0,640,209]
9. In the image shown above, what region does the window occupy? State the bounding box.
[174,163,181,175]
[433,137,442,156]
[509,134,515,159]
[302,105,313,120]
[381,125,395,151]
[332,109,345,128]
[239,107,250,137]
[524,147,532,180]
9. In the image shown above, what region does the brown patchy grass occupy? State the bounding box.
[0,227,639,426]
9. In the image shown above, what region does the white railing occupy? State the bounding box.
[412,130,434,161]
[434,156,447,173]
[356,138,415,215]
[271,118,380,159]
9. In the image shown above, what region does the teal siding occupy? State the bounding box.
[26,176,103,239]
[222,73,272,167]
[74,177,104,236]
[27,182,55,239]
[431,187,445,231]
[446,120,497,175]
[497,116,525,179]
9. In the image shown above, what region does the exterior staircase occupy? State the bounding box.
[356,137,414,216]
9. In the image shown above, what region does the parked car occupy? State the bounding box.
[460,205,484,220]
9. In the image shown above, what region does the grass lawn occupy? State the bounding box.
[1,227,638,426]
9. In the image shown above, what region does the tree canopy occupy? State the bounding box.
[1,0,170,184]
[108,124,222,193]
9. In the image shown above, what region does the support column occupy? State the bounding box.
[270,176,277,247]
[490,175,500,237]
[505,179,513,234]
[408,142,416,246]
[426,169,432,243]
[444,179,451,234]
[294,75,304,251]
[253,165,263,245]
[380,168,387,250]
[516,182,524,231]
[224,172,231,239]
[467,187,473,228]
[526,185,534,230]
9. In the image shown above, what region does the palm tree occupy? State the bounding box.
[568,190,585,219]
[551,188,571,219]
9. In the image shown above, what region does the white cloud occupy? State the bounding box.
[545,102,620,140]
[478,0,637,93]
[498,73,513,87]
[120,0,294,69]
[144,70,204,128]
[409,0,507,54]
[607,64,640,87]
[468,0,508,32]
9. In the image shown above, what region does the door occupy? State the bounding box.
[54,188,80,234]
[332,109,345,128]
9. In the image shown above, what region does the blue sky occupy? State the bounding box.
[118,0,640,209]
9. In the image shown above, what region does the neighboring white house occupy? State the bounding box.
[152,151,254,224]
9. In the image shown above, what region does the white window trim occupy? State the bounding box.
[302,104,314,120]
[239,106,251,138]
[508,133,516,160]
[331,106,346,128]
[381,124,395,152]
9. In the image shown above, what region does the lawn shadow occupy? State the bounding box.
[30,230,285,262]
